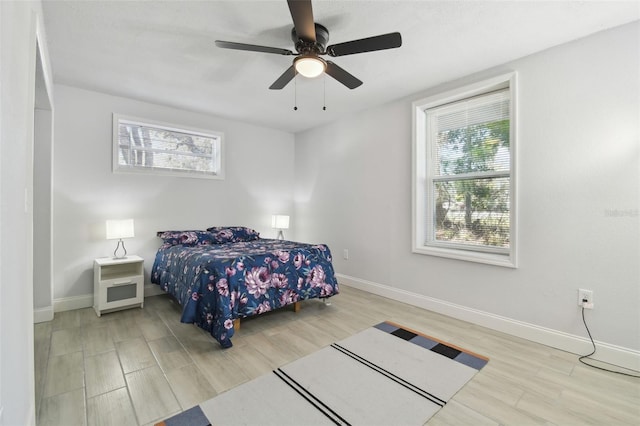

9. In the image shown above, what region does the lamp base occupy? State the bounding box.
[113,239,128,259]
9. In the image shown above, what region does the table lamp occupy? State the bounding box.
[271,215,289,240]
[106,219,135,259]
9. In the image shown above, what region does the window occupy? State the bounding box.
[412,73,516,267]
[113,114,224,179]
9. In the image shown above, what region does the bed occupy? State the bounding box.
[151,227,339,348]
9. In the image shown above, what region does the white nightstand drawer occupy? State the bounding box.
[100,276,143,310]
[107,282,137,302]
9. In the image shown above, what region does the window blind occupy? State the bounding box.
[426,88,511,251]
[114,116,222,178]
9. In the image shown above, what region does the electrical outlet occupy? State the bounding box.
[578,288,594,309]
[343,249,349,260]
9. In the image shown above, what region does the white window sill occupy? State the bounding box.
[412,244,517,268]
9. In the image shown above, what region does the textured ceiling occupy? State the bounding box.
[41,0,639,133]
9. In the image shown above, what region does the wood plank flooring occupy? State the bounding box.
[34,285,640,425]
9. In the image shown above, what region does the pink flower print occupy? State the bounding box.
[217,229,233,240]
[224,319,233,330]
[279,289,299,306]
[206,313,213,324]
[297,277,304,290]
[276,251,290,263]
[320,283,334,297]
[293,253,305,269]
[236,262,244,271]
[226,267,236,276]
[245,267,270,297]
[270,273,288,289]
[256,301,271,314]
[240,295,248,305]
[307,265,326,287]
[264,257,272,264]
[207,282,215,292]
[271,260,279,270]
[217,278,229,296]
[191,292,199,301]
[230,290,237,308]
[180,232,198,244]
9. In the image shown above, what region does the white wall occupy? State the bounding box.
[294,22,639,368]
[33,77,54,322]
[52,85,295,305]
[1,1,54,424]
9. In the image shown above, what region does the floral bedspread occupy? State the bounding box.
[151,239,339,348]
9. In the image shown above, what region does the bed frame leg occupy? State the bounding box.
[293,301,301,313]
[233,318,241,331]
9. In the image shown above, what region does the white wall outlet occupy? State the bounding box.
[343,249,349,260]
[578,288,594,309]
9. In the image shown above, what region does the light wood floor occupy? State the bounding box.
[34,285,640,426]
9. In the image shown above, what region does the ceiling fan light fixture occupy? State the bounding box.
[294,55,326,78]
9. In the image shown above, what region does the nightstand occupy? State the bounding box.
[93,255,144,317]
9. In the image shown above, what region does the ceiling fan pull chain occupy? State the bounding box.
[323,74,327,111]
[294,75,298,111]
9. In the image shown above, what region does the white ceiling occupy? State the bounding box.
[41,0,639,133]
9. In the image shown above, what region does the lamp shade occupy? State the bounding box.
[271,215,290,229]
[106,219,135,240]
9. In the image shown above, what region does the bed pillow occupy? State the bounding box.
[156,230,216,247]
[206,226,260,243]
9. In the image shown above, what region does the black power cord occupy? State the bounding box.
[578,305,640,378]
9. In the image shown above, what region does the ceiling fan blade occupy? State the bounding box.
[326,32,402,57]
[215,40,294,56]
[269,65,297,90]
[325,61,362,89]
[287,0,316,42]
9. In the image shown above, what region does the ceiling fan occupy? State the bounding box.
[215,0,402,90]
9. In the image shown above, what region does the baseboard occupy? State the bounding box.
[53,286,164,314]
[337,273,640,372]
[33,306,54,323]
[53,294,93,312]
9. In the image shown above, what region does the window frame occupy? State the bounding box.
[112,114,225,180]
[412,73,517,267]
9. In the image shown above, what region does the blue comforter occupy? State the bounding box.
[151,239,339,347]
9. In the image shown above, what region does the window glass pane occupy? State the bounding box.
[146,152,214,173]
[432,90,510,176]
[433,177,510,248]
[126,126,215,156]
[435,120,510,175]
[114,116,222,178]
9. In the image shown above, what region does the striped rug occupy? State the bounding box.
[157,321,488,426]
